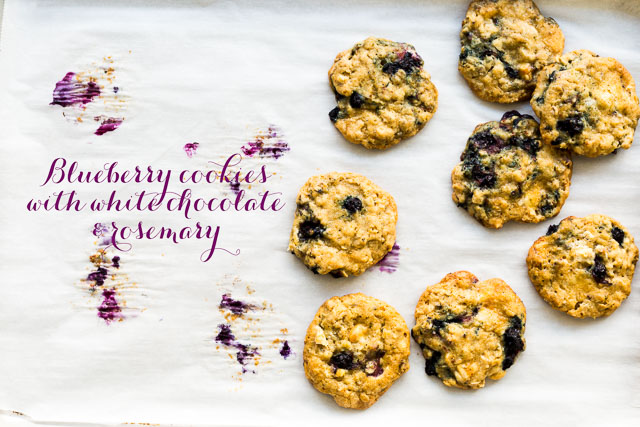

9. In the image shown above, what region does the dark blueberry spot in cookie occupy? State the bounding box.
[590,255,608,284]
[330,351,356,370]
[298,218,325,241]
[469,130,506,154]
[367,359,384,377]
[431,318,445,334]
[502,316,524,370]
[341,196,363,214]
[329,270,345,278]
[504,63,518,79]
[382,51,423,75]
[328,107,341,123]
[471,164,497,188]
[510,136,540,156]
[425,351,441,376]
[612,227,625,246]
[546,224,559,235]
[557,116,584,136]
[501,110,522,121]
[535,96,545,104]
[548,70,557,83]
[310,266,319,274]
[349,92,365,108]
[538,203,555,216]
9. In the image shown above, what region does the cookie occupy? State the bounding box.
[527,215,639,318]
[328,37,438,149]
[288,172,397,277]
[452,110,572,229]
[531,50,640,157]
[458,0,564,103]
[303,293,410,409]
[412,271,526,389]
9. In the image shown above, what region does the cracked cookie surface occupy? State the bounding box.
[459,0,564,103]
[328,37,438,149]
[531,50,640,157]
[288,172,397,277]
[527,214,639,318]
[452,110,572,228]
[412,271,526,389]
[303,293,410,409]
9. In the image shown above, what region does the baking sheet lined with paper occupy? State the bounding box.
[0,0,638,425]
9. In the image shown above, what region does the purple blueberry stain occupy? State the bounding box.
[279,340,292,360]
[184,142,200,158]
[113,86,119,93]
[378,243,400,273]
[241,125,290,159]
[219,293,256,315]
[229,180,241,195]
[97,288,123,324]
[111,256,120,268]
[87,266,109,288]
[94,117,123,136]
[215,323,260,373]
[51,72,101,107]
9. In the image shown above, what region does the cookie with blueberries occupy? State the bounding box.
[328,37,438,149]
[531,50,640,157]
[452,111,572,229]
[288,172,397,277]
[459,0,564,103]
[527,214,639,318]
[412,271,526,390]
[303,293,410,409]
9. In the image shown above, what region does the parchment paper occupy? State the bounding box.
[0,0,639,426]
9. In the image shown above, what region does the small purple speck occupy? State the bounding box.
[219,293,255,315]
[112,256,120,268]
[229,180,241,195]
[279,340,292,360]
[184,142,199,158]
[378,243,400,273]
[113,86,119,93]
[97,288,122,323]
[51,72,101,107]
[95,117,123,136]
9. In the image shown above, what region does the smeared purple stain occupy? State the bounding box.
[51,72,101,107]
[220,293,256,315]
[229,180,241,195]
[94,117,123,135]
[184,142,200,158]
[241,125,290,159]
[112,256,120,268]
[87,267,109,288]
[113,86,119,93]
[279,340,292,360]
[97,288,123,324]
[378,243,400,273]
[215,323,260,373]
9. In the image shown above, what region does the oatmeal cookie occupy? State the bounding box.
[328,37,438,149]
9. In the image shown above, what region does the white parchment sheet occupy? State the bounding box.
[0,0,639,425]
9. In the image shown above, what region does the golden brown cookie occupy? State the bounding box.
[531,50,640,157]
[459,0,564,103]
[412,271,526,389]
[328,37,438,149]
[303,293,410,409]
[452,110,572,228]
[288,172,397,277]
[527,215,639,318]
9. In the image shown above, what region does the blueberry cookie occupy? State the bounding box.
[459,0,564,103]
[527,215,639,318]
[328,37,438,149]
[531,50,640,157]
[412,271,526,389]
[452,111,572,229]
[288,172,397,277]
[303,293,410,409]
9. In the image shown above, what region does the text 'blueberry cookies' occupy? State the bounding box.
[531,50,640,157]
[288,172,397,277]
[412,271,526,389]
[459,0,564,103]
[452,111,572,229]
[527,215,639,318]
[328,37,438,149]
[303,293,410,409]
